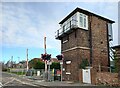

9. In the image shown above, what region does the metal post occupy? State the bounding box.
[48,61,51,81]
[44,36,47,54]
[61,64,63,82]
[26,49,29,71]
[44,60,47,81]
[11,56,13,68]
[60,61,63,82]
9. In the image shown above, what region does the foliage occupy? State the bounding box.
[11,71,26,75]
[113,51,119,73]
[79,59,89,69]
[34,61,45,69]
[50,62,60,69]
[29,58,60,69]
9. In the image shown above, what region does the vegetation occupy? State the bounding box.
[113,51,119,73]
[50,62,60,69]
[34,61,45,69]
[79,59,89,69]
[10,71,26,75]
[29,58,60,69]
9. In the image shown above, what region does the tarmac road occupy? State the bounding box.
[1,72,45,88]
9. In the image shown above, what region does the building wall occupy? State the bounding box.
[90,16,109,71]
[61,15,109,81]
[62,28,90,81]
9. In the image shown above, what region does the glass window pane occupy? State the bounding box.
[80,14,83,27]
[84,15,86,28]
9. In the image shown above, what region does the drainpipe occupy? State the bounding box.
[89,15,93,66]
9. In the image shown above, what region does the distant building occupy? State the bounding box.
[55,7,114,81]
[18,61,27,68]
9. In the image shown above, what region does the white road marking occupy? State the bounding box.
[15,78,38,87]
[3,77,15,86]
[0,82,3,88]
[3,77,38,87]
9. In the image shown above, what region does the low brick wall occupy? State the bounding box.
[96,72,119,86]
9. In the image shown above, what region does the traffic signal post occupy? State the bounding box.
[41,54,51,81]
[56,54,64,82]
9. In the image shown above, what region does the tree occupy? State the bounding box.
[50,62,60,69]
[34,61,45,69]
[113,51,119,73]
[79,59,89,69]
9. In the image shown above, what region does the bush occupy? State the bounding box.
[34,61,45,69]
[50,62,60,69]
[79,59,89,69]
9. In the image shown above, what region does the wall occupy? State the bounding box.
[96,72,119,86]
[79,68,119,86]
[90,16,109,72]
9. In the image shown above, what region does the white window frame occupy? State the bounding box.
[78,12,88,30]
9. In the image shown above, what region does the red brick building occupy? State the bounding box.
[55,7,115,81]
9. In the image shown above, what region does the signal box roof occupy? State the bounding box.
[59,7,115,24]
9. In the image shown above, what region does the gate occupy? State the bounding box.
[82,69,91,84]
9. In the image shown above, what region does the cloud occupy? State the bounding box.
[2,2,61,49]
[1,2,118,50]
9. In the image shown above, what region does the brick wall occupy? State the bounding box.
[79,68,120,86]
[90,16,109,72]
[96,72,119,86]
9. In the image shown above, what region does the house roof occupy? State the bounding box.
[59,7,115,24]
[112,45,120,49]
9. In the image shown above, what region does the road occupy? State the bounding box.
[1,72,119,88]
[1,72,45,88]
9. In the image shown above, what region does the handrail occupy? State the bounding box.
[55,19,78,38]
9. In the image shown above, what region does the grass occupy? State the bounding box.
[10,71,26,75]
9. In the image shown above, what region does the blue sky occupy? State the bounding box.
[1,2,118,63]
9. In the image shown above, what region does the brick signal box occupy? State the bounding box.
[55,7,114,81]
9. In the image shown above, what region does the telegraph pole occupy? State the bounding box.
[44,36,47,54]
[44,36,47,73]
[26,48,29,71]
[11,56,13,68]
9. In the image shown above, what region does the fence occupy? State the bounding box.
[10,68,61,81]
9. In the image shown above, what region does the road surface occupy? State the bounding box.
[1,72,44,88]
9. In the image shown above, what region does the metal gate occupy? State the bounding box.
[82,69,91,84]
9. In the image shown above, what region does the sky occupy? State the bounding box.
[1,1,118,63]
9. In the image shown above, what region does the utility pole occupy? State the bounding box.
[11,56,13,68]
[44,36,47,54]
[44,36,48,81]
[26,48,29,71]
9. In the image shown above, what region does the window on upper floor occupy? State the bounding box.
[79,13,88,30]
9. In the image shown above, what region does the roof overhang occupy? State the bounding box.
[59,7,115,24]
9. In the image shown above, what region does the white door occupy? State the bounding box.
[82,69,91,84]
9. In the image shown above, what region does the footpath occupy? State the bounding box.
[7,73,120,88]
[20,75,120,88]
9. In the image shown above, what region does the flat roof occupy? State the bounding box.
[59,7,115,24]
